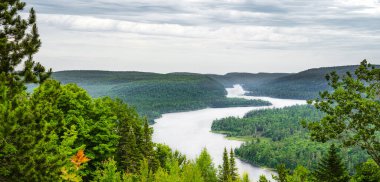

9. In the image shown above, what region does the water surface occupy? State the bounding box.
[153,85,305,181]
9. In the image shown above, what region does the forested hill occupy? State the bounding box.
[211,65,379,100]
[53,71,270,122]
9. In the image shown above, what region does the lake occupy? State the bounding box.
[153,85,305,181]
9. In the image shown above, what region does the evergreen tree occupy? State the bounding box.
[93,158,122,182]
[353,159,380,182]
[219,147,231,182]
[286,165,311,182]
[142,120,160,172]
[229,149,238,181]
[0,0,51,97]
[313,144,349,182]
[196,148,218,182]
[118,125,143,173]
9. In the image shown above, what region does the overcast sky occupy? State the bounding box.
[24,0,380,74]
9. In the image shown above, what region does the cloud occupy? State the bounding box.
[36,12,380,50]
[21,0,380,73]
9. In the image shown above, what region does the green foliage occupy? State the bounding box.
[138,159,153,182]
[313,144,350,182]
[305,60,380,166]
[181,163,204,182]
[196,148,218,182]
[229,149,238,181]
[217,148,241,182]
[219,148,231,182]
[286,166,311,182]
[352,159,380,182]
[0,0,51,97]
[1,77,226,181]
[93,158,122,182]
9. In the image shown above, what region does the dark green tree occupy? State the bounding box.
[313,144,349,182]
[142,120,159,172]
[229,149,238,181]
[305,60,380,166]
[219,147,231,182]
[0,0,51,97]
[118,125,143,174]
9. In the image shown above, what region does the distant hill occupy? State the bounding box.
[52,71,270,122]
[243,65,367,99]
[211,65,377,100]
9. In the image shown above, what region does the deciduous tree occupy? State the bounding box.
[305,60,380,165]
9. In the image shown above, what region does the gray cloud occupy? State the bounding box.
[22,0,380,73]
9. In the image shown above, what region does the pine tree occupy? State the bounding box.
[118,125,143,173]
[229,149,238,181]
[0,0,51,97]
[142,120,159,172]
[313,144,350,182]
[353,159,380,182]
[219,147,231,182]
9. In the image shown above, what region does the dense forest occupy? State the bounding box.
[212,105,368,171]
[53,71,271,122]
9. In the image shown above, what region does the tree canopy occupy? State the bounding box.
[305,60,380,166]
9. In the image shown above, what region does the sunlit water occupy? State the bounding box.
[153,85,305,181]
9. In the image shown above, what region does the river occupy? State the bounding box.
[152,85,305,181]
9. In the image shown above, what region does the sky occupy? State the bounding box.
[24,0,380,74]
